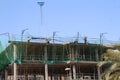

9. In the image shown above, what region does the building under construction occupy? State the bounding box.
[0,36,108,80]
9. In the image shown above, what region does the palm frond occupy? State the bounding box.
[98,48,120,80]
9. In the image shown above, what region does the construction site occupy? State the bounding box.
[0,34,110,80]
[0,1,115,80]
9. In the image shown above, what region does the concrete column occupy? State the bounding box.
[73,65,76,80]
[45,64,48,80]
[14,63,17,80]
[44,45,48,80]
[69,70,72,80]
[97,67,101,80]
[13,44,17,80]
[94,73,95,80]
[5,69,8,80]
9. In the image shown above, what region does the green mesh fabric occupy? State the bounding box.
[0,41,3,53]
[0,41,11,71]
[0,51,11,71]
[0,40,105,71]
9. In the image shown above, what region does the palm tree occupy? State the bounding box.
[98,49,120,80]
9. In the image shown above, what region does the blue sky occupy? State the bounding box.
[0,0,120,44]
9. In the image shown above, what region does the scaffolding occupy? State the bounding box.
[3,41,104,63]
[0,36,109,80]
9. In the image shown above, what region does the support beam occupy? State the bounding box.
[5,69,8,80]
[44,45,48,80]
[45,64,48,80]
[14,63,17,80]
[13,44,17,80]
[69,70,72,80]
[97,67,101,80]
[73,65,76,80]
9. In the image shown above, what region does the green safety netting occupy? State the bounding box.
[0,41,3,53]
[0,51,11,71]
[5,42,23,64]
[0,41,11,71]
[0,43,21,71]
[0,40,106,71]
[0,41,23,71]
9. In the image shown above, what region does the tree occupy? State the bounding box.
[98,49,120,80]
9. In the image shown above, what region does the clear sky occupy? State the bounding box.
[0,0,120,44]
